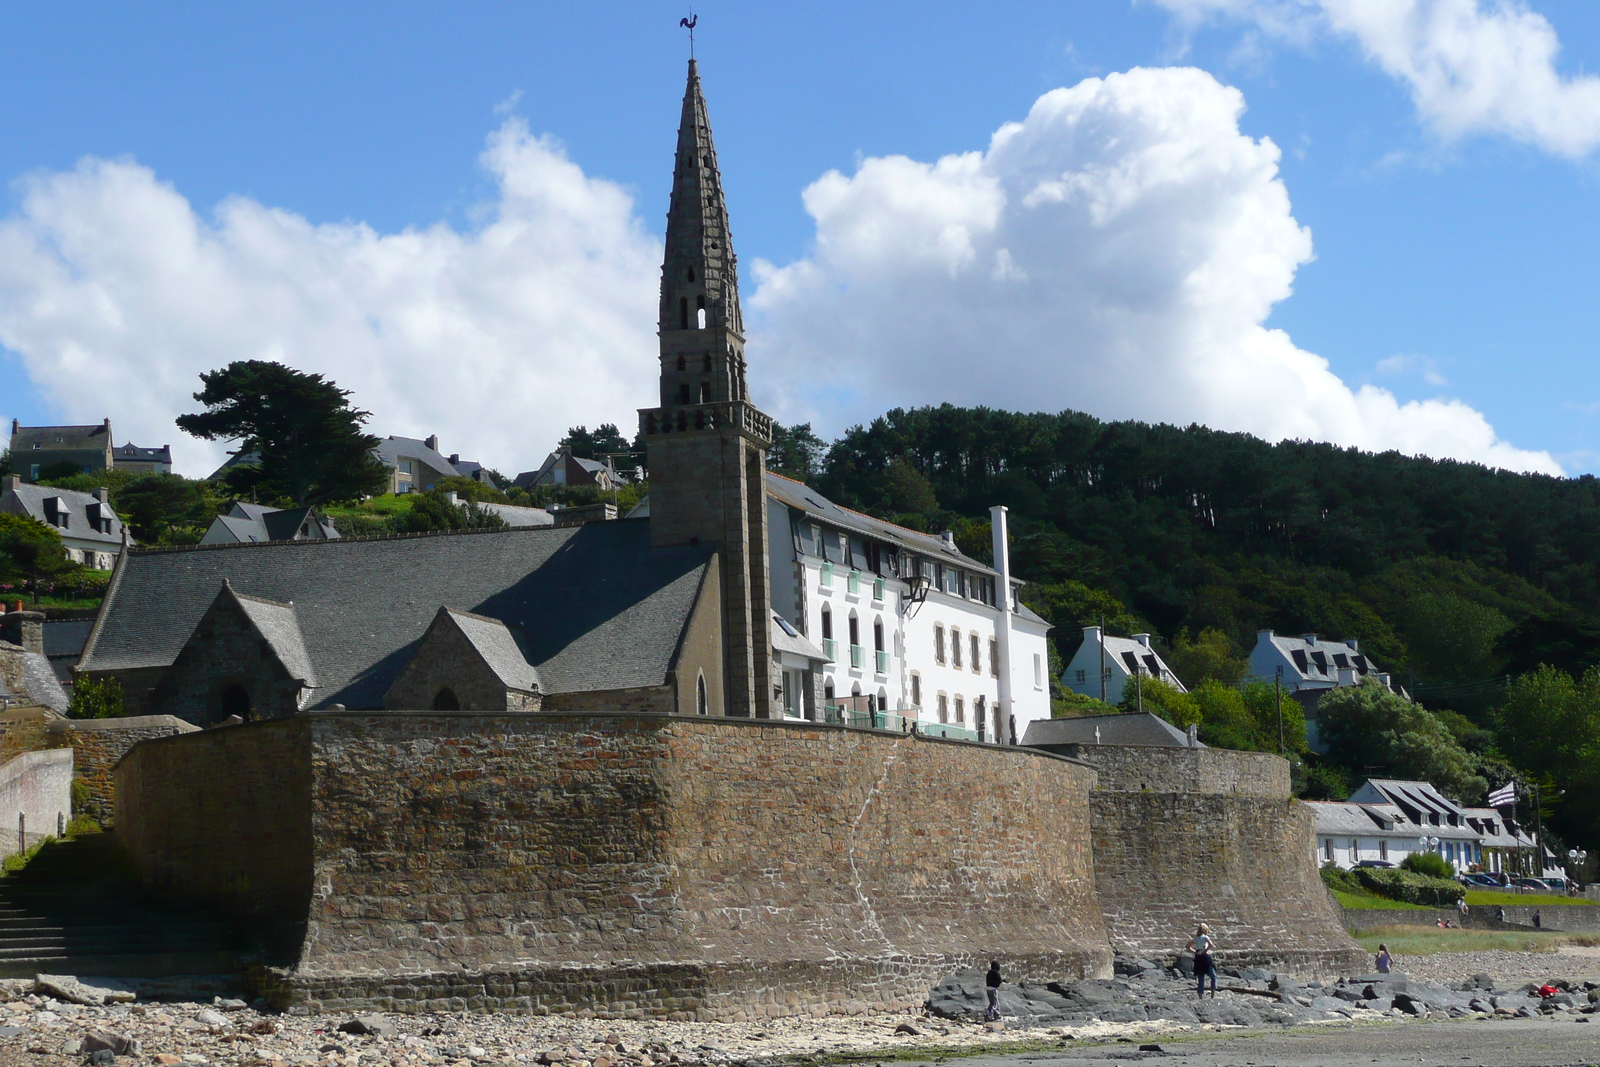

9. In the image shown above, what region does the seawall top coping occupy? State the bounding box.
[48,714,199,734]
[109,709,1096,772]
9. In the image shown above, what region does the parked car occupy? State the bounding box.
[1356,860,1394,868]
[1462,873,1500,886]
[1541,877,1568,891]
[1512,878,1548,891]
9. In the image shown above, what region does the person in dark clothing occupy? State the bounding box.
[1495,905,1505,923]
[1534,910,1542,929]
[1187,923,1217,997]
[984,960,1002,1020]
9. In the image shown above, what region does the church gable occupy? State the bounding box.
[155,581,316,727]
[384,606,541,712]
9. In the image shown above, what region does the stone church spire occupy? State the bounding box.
[640,60,774,719]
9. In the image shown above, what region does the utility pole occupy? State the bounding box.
[1136,669,1143,713]
[1534,781,1545,878]
[1099,614,1107,704]
[1275,666,1284,756]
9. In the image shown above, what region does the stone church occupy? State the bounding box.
[78,60,776,724]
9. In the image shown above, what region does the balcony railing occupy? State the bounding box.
[821,637,837,661]
[847,569,860,595]
[849,643,864,669]
[820,561,833,588]
[920,722,980,742]
[875,650,890,675]
[872,575,885,602]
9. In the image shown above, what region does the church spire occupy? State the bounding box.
[658,59,747,407]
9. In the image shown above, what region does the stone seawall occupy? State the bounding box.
[1066,744,1365,976]
[0,748,72,856]
[1341,904,1600,932]
[116,712,1110,1019]
[50,715,198,824]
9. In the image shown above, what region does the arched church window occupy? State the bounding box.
[432,687,460,711]
[697,672,709,715]
[687,267,695,282]
[679,297,689,330]
[696,295,707,329]
[679,383,691,405]
[218,683,252,724]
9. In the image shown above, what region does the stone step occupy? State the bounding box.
[0,950,249,980]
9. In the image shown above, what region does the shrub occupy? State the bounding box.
[68,675,125,720]
[1354,866,1465,906]
[1401,851,1455,879]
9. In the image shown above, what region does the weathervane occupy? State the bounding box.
[680,11,697,59]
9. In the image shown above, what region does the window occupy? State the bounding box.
[821,606,833,639]
[1324,839,1334,861]
[1075,669,1086,685]
[974,695,985,728]
[951,629,962,670]
[937,693,949,724]
[954,696,964,724]
[679,297,689,329]
[824,679,835,703]
[970,633,981,674]
[678,383,691,405]
[820,560,833,587]
[1034,654,1043,688]
[696,295,707,329]
[676,354,686,371]
[990,639,999,678]
[702,352,712,372]
[697,672,709,715]
[934,625,946,665]
[1379,840,1388,860]
[848,614,860,647]
[911,672,921,706]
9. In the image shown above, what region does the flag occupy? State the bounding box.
[1488,782,1517,808]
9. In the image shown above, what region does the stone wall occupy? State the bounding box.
[1071,744,1364,976]
[1051,742,1287,796]
[50,715,198,824]
[0,748,72,856]
[116,712,1109,1018]
[152,592,305,726]
[1340,903,1600,932]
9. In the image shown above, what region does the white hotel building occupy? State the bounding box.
[765,473,1053,744]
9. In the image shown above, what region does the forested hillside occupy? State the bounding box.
[771,405,1600,856]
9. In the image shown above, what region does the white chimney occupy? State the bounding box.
[1133,633,1151,648]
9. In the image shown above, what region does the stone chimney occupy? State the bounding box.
[1187,723,1199,747]
[0,609,44,654]
[1345,638,1359,652]
[9,418,17,436]
[2,474,19,492]
[449,453,460,465]
[425,434,439,451]
[93,487,109,502]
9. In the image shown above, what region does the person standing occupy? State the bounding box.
[1187,923,1217,998]
[1534,909,1542,929]
[1375,943,1392,974]
[1495,905,1505,923]
[984,960,1002,1021]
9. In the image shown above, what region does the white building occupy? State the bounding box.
[1060,627,1186,706]
[1248,630,1397,696]
[764,474,1052,744]
[0,474,127,570]
[1309,778,1538,874]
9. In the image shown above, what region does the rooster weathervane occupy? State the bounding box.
[680,11,697,59]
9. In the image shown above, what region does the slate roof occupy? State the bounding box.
[200,504,340,544]
[80,519,713,708]
[771,611,828,663]
[1022,711,1202,748]
[0,645,69,714]
[0,480,127,547]
[374,436,459,479]
[226,586,318,686]
[9,421,110,453]
[440,608,540,691]
[113,442,172,466]
[1304,801,1410,836]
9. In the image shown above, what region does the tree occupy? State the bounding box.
[0,514,77,586]
[768,422,827,483]
[398,488,510,533]
[177,361,388,506]
[1496,611,1600,679]
[884,458,937,514]
[1168,628,1249,688]
[67,675,126,720]
[114,475,221,544]
[1118,675,1200,729]
[1316,681,1487,802]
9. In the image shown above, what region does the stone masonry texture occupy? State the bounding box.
[1068,743,1366,976]
[115,712,1110,1019]
[45,714,196,825]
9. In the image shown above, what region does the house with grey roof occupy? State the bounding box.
[515,446,626,492]
[111,442,173,476]
[0,475,128,570]
[1022,711,1201,752]
[1308,778,1534,874]
[7,418,113,480]
[0,609,70,714]
[199,502,341,545]
[1248,631,1400,751]
[1060,627,1186,706]
[373,435,460,494]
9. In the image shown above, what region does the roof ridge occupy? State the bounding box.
[129,521,569,555]
[765,471,981,562]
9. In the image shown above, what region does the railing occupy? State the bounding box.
[823,705,914,733]
[849,643,864,669]
[821,637,837,661]
[875,650,890,675]
[872,575,885,602]
[820,561,833,588]
[920,721,979,742]
[847,569,860,595]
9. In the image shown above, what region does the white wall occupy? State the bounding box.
[0,749,73,858]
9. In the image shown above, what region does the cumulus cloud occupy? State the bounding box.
[0,120,661,477]
[1154,0,1600,157]
[751,66,1560,474]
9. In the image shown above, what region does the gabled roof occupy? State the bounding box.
[9,421,110,452]
[1348,778,1470,828]
[218,584,318,686]
[771,611,828,663]
[373,436,459,477]
[200,504,339,545]
[1022,711,1200,748]
[436,607,539,691]
[1253,631,1381,685]
[113,442,172,464]
[1304,800,1410,836]
[80,520,714,708]
[1068,627,1187,692]
[0,480,127,547]
[766,472,993,575]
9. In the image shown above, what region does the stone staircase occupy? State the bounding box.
[0,832,252,978]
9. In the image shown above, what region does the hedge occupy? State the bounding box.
[1354,866,1465,906]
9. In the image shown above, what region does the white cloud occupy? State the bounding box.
[1377,353,1448,386]
[1152,0,1600,157]
[0,120,661,477]
[751,66,1560,474]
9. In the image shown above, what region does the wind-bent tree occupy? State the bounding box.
[177,361,388,506]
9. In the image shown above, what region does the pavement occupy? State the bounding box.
[924,1017,1600,1067]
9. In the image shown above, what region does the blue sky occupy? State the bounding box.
[1,1,1598,477]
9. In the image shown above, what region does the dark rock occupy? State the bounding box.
[338,1015,398,1038]
[88,1051,115,1067]
[1139,1045,1164,1052]
[1393,993,1427,1016]
[893,1023,921,1036]
[82,1030,137,1056]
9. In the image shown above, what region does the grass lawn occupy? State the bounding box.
[1351,925,1600,955]
[1465,889,1595,907]
[1331,887,1430,910]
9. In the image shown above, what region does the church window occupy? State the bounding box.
[696,295,707,329]
[677,354,686,371]
[697,672,709,715]
[679,383,691,405]
[432,687,460,711]
[700,381,711,403]
[679,297,689,330]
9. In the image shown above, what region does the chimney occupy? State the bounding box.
[443,492,459,507]
[425,434,439,451]
[93,487,109,502]
[1133,633,1151,648]
[940,530,955,548]
[1083,625,1103,641]
[9,418,17,436]
[1187,723,1199,747]
[2,474,19,491]
[1303,633,1317,646]
[102,417,110,430]
[0,609,44,654]
[449,453,460,465]
[1345,638,1359,651]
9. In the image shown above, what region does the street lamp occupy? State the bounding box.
[1569,849,1588,890]
[1420,835,1440,853]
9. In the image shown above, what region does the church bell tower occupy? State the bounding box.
[639,59,774,719]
